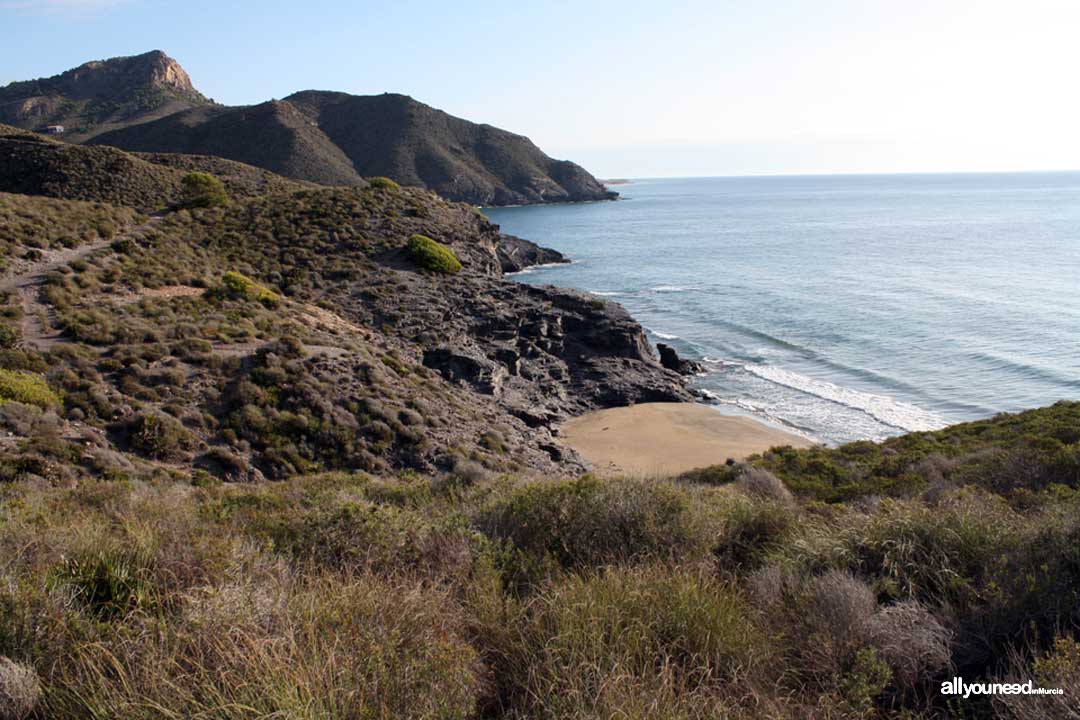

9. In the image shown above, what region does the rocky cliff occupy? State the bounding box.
[0,50,211,141]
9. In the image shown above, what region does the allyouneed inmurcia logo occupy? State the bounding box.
[941,677,1063,698]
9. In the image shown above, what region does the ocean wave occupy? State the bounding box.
[649,329,680,340]
[589,290,623,296]
[505,261,572,276]
[965,351,1080,390]
[742,364,947,433]
[701,356,745,369]
[697,393,821,441]
[650,285,699,293]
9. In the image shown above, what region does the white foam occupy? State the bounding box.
[590,290,623,296]
[742,363,947,432]
[650,285,698,293]
[505,261,570,276]
[651,330,679,340]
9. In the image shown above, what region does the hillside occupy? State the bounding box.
[91,100,367,187]
[284,91,617,204]
[94,91,617,205]
[0,50,211,142]
[0,144,686,482]
[0,122,312,212]
[1,122,1079,718]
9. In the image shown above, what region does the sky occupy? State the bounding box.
[2,0,1079,178]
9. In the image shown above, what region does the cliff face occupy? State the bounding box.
[0,51,211,141]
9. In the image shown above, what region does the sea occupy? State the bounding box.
[485,173,1080,445]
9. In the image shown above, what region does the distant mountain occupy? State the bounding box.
[0,51,616,205]
[91,100,366,187]
[283,91,615,205]
[0,50,211,142]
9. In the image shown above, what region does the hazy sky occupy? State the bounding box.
[3,0,1079,177]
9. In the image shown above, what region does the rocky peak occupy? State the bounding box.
[63,50,202,100]
[1,50,206,105]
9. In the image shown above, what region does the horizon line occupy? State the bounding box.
[601,167,1080,182]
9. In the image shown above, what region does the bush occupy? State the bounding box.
[864,600,952,690]
[477,476,714,588]
[179,172,228,209]
[222,271,280,307]
[713,498,794,571]
[0,325,17,350]
[129,412,195,460]
[0,370,60,409]
[406,234,462,275]
[735,464,793,503]
[367,176,400,190]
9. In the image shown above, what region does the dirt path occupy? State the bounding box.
[0,217,161,349]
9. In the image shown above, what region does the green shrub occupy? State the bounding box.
[0,324,18,350]
[367,176,400,190]
[179,172,228,209]
[406,234,462,275]
[129,412,195,460]
[713,498,795,571]
[0,370,60,409]
[477,476,714,588]
[221,271,280,307]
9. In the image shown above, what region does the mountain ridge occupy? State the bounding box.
[2,51,617,206]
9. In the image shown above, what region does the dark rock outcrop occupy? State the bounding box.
[495,234,568,273]
[657,343,704,376]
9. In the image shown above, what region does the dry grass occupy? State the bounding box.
[0,657,40,720]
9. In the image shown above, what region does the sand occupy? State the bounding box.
[560,402,814,477]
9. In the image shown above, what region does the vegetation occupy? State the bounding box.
[0,138,1076,718]
[0,454,1075,717]
[368,176,400,190]
[0,369,60,408]
[221,270,280,306]
[0,192,135,270]
[179,171,228,208]
[0,125,307,213]
[407,233,463,274]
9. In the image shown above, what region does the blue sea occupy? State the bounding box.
[485,173,1080,445]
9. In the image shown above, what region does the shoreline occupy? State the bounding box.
[560,402,814,477]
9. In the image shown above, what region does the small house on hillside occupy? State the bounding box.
[43,125,65,135]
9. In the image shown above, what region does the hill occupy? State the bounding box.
[284,91,616,204]
[0,50,211,142]
[91,100,367,187]
[94,91,617,205]
[0,122,312,211]
[3,51,616,205]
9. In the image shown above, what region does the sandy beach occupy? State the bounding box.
[560,402,814,476]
